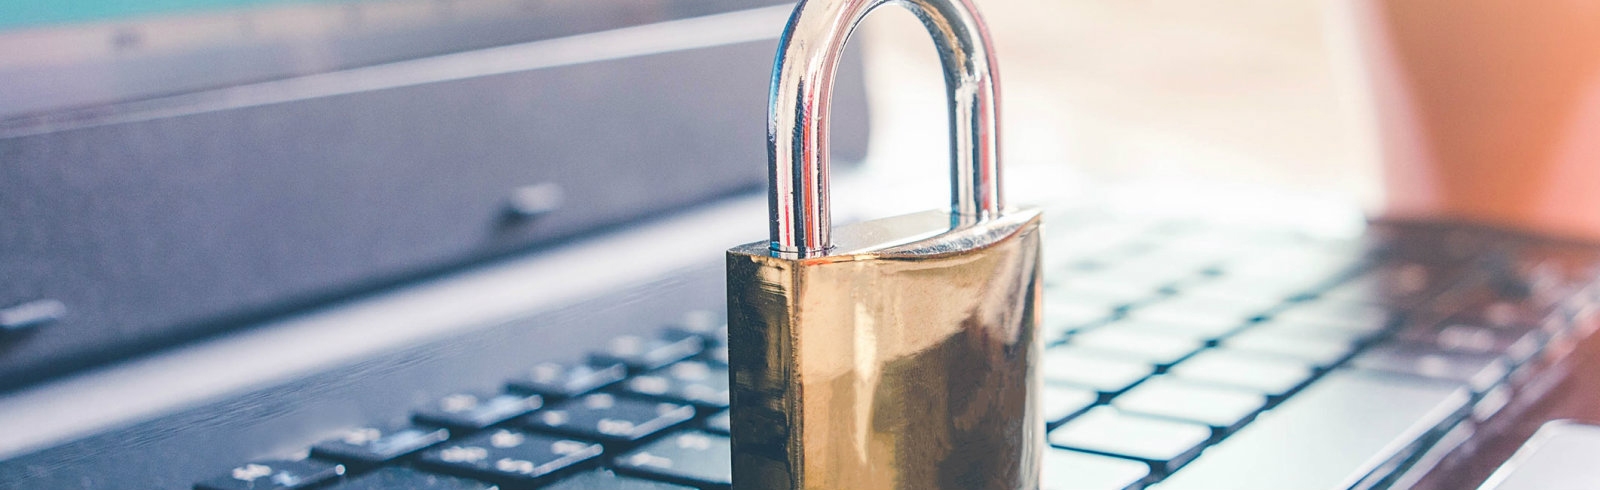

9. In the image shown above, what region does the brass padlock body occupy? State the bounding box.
[728,209,1045,490]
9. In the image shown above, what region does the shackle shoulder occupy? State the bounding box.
[732,208,1043,265]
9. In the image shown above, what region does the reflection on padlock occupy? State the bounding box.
[726,1,1044,489]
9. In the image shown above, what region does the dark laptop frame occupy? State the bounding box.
[0,1,870,390]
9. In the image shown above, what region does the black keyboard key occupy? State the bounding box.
[1112,376,1265,435]
[311,425,451,468]
[1041,299,1119,341]
[1221,328,1355,369]
[1398,321,1542,365]
[1454,297,1554,332]
[331,467,494,490]
[1043,219,1153,266]
[704,409,730,435]
[1179,275,1308,311]
[1095,319,1216,343]
[1047,407,1211,473]
[1244,314,1380,344]
[1317,262,1440,308]
[1041,447,1150,490]
[1349,342,1510,394]
[664,320,728,347]
[1168,349,1315,399]
[1404,322,1520,353]
[195,460,344,490]
[591,335,703,373]
[1225,245,1363,288]
[1149,371,1469,490]
[523,393,695,446]
[546,469,696,490]
[1051,270,1163,302]
[704,345,729,366]
[1070,326,1204,369]
[415,392,543,432]
[417,429,602,487]
[1125,296,1260,339]
[1041,347,1153,397]
[507,362,627,399]
[624,361,729,411]
[1269,300,1397,338]
[1040,385,1098,426]
[613,431,732,490]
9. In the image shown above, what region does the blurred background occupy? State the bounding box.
[850,0,1380,230]
[0,0,1390,211]
[7,0,1597,234]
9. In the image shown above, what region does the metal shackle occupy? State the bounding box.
[767,0,1004,256]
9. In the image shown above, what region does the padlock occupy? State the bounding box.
[726,0,1044,489]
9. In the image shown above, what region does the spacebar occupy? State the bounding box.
[1151,370,1470,490]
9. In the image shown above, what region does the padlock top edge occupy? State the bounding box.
[728,208,1042,262]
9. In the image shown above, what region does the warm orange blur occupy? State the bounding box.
[1361,0,1600,240]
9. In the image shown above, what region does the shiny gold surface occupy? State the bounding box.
[727,209,1044,490]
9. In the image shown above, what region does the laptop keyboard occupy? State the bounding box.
[192,219,1600,490]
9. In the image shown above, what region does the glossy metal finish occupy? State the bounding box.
[734,1,1037,487]
[728,209,1044,490]
[768,0,1002,256]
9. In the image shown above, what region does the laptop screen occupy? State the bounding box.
[0,0,786,120]
[0,0,868,390]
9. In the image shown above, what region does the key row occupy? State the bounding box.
[199,427,733,490]
[197,325,734,490]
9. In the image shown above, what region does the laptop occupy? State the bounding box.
[1,1,1596,489]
